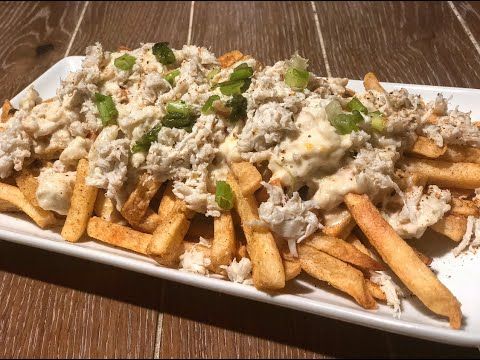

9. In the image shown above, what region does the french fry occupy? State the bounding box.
[183,241,211,257]
[0,198,19,212]
[121,173,162,225]
[345,193,462,329]
[0,183,56,228]
[364,72,386,93]
[283,258,302,281]
[407,136,447,159]
[131,209,161,234]
[1,100,14,122]
[93,191,123,223]
[87,216,151,254]
[366,280,387,301]
[227,173,285,290]
[230,162,262,195]
[15,168,40,207]
[61,159,98,242]
[346,232,373,257]
[430,214,467,242]
[322,208,356,239]
[412,247,432,266]
[298,243,377,309]
[236,244,249,260]
[218,50,244,68]
[440,144,480,164]
[305,234,385,271]
[450,197,479,217]
[210,211,237,273]
[401,157,480,189]
[147,183,194,266]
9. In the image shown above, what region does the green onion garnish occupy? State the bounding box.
[329,113,363,135]
[285,67,309,91]
[94,93,118,126]
[166,101,190,116]
[202,95,220,114]
[370,111,386,132]
[164,69,180,85]
[215,181,234,210]
[161,101,197,131]
[131,123,163,153]
[325,100,343,121]
[346,97,368,114]
[217,78,252,95]
[152,42,175,65]
[229,63,254,81]
[114,54,136,71]
[207,67,220,82]
[225,94,247,122]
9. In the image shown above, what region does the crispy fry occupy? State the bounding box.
[227,173,285,290]
[15,168,40,207]
[346,232,373,257]
[305,234,385,271]
[430,214,467,242]
[1,100,15,122]
[412,247,432,266]
[298,244,377,309]
[440,144,480,164]
[218,50,244,68]
[450,197,479,217]
[0,183,56,228]
[401,157,480,189]
[210,211,237,273]
[366,280,387,301]
[363,72,386,93]
[407,136,447,159]
[230,162,262,195]
[0,198,19,212]
[121,173,162,225]
[131,209,161,234]
[283,258,302,281]
[61,159,98,242]
[87,217,151,254]
[93,191,124,223]
[322,207,356,239]
[345,193,462,329]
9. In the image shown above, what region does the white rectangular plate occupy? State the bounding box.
[3,56,480,348]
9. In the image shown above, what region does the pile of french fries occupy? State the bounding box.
[2,56,477,330]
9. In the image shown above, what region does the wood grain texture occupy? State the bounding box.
[69,1,191,55]
[455,1,480,44]
[191,1,326,74]
[0,1,84,100]
[0,240,163,358]
[314,1,480,87]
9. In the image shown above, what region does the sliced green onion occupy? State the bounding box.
[329,113,363,135]
[285,67,309,91]
[287,53,309,71]
[325,100,343,121]
[131,123,162,153]
[370,111,386,132]
[152,42,175,65]
[94,93,118,126]
[166,101,190,116]
[215,181,234,210]
[207,67,220,82]
[225,94,247,122]
[202,95,220,114]
[217,79,244,95]
[346,97,368,114]
[351,109,364,123]
[164,69,180,85]
[114,54,136,71]
[229,63,254,81]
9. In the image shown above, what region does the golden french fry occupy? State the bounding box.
[61,159,99,242]
[450,197,479,217]
[401,157,480,189]
[305,234,385,271]
[298,244,377,309]
[1,99,14,122]
[87,216,151,254]
[93,191,123,223]
[0,182,56,228]
[345,193,462,329]
[230,162,262,195]
[0,198,19,212]
[210,211,236,273]
[157,182,188,215]
[15,167,40,207]
[440,144,480,164]
[346,232,372,257]
[121,173,162,225]
[131,209,161,234]
[363,72,386,93]
[218,50,244,68]
[227,173,285,290]
[412,247,432,266]
[407,136,447,159]
[430,214,467,242]
[366,280,387,301]
[283,258,302,281]
[322,208,356,239]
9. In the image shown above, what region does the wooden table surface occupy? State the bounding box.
[1,1,480,358]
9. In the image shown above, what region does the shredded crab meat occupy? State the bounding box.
[370,272,404,318]
[220,258,253,285]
